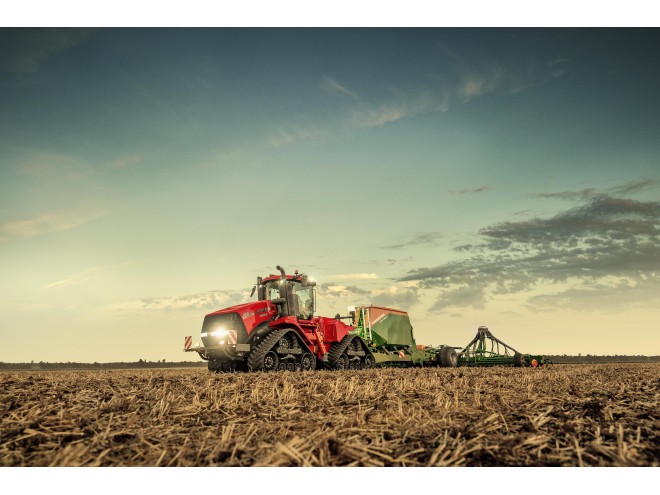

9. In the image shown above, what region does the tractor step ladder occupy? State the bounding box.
[358,307,373,342]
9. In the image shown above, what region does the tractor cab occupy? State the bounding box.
[255,266,316,320]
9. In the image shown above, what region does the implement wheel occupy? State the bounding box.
[439,347,458,368]
[513,353,526,367]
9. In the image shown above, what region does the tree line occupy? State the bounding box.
[0,355,658,370]
[0,361,207,370]
[544,355,659,364]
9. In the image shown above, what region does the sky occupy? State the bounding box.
[0,27,659,362]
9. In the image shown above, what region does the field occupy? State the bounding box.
[0,363,658,467]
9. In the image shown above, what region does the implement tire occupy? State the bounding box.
[439,347,458,368]
[513,353,526,367]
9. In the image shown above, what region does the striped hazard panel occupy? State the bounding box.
[227,330,237,344]
[184,336,192,350]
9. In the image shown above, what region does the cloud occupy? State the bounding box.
[267,87,445,148]
[506,57,569,94]
[533,188,598,201]
[456,58,567,102]
[381,232,443,250]
[458,65,507,102]
[111,154,141,169]
[42,260,149,289]
[351,103,409,128]
[371,286,421,309]
[0,211,104,243]
[317,284,371,299]
[266,125,326,148]
[428,285,487,312]
[609,179,660,196]
[320,76,358,99]
[112,289,250,313]
[399,187,660,312]
[433,33,571,103]
[268,37,571,149]
[479,195,660,248]
[350,90,449,129]
[0,28,94,75]
[449,185,490,195]
[42,267,103,289]
[367,257,414,265]
[326,273,378,281]
[16,150,90,181]
[526,277,660,313]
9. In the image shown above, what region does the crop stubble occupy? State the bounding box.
[0,363,658,466]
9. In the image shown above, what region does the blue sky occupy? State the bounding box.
[1,28,659,362]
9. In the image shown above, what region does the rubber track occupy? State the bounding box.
[247,327,290,371]
[327,334,355,369]
[354,337,376,368]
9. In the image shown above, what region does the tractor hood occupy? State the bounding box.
[204,299,276,336]
[206,300,272,318]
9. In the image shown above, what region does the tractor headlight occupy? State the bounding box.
[201,328,229,338]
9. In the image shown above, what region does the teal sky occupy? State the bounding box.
[1,28,659,362]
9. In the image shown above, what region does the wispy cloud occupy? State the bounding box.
[350,90,449,130]
[381,232,443,250]
[111,154,141,169]
[533,188,598,201]
[16,150,90,181]
[266,36,575,149]
[42,267,103,289]
[326,273,378,281]
[320,76,358,99]
[366,257,415,266]
[351,102,410,128]
[449,185,490,195]
[456,55,570,102]
[110,289,250,313]
[458,65,507,102]
[266,125,326,148]
[42,260,149,289]
[399,185,660,312]
[609,178,660,196]
[0,210,105,243]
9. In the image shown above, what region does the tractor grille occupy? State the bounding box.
[201,312,247,347]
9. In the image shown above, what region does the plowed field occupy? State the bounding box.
[1,363,658,466]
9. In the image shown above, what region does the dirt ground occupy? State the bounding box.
[1,363,658,466]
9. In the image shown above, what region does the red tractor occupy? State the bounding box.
[184,266,375,372]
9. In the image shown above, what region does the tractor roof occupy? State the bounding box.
[261,274,303,283]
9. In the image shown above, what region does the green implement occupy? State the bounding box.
[457,326,544,367]
[350,305,442,367]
